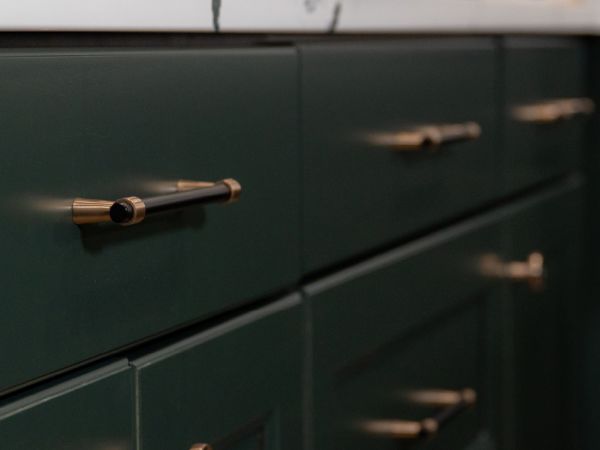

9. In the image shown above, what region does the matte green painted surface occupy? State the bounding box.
[304,201,506,450]
[0,37,588,450]
[0,48,300,393]
[500,184,583,450]
[300,38,500,273]
[132,294,303,450]
[0,361,133,449]
[503,37,587,193]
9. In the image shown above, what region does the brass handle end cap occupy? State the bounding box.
[421,418,439,435]
[465,122,482,139]
[462,388,477,405]
[222,178,242,203]
[113,196,146,225]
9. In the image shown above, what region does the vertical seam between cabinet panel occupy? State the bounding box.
[494,36,508,449]
[581,37,595,450]
[132,366,141,450]
[296,43,313,450]
[496,36,507,195]
[297,43,305,278]
[302,291,314,450]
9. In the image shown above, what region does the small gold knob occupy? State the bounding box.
[221,178,242,203]
[461,388,477,406]
[190,444,213,450]
[503,252,544,281]
[421,418,439,435]
[480,252,545,292]
[512,97,595,123]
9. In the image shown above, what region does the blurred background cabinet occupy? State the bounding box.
[499,183,583,450]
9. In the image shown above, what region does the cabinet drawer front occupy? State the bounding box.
[301,38,498,272]
[504,38,588,191]
[306,213,502,373]
[305,205,504,449]
[0,361,133,449]
[132,295,303,450]
[0,48,299,392]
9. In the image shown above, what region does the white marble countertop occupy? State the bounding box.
[0,0,597,34]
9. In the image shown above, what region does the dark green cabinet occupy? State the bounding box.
[0,48,300,393]
[300,38,499,273]
[131,295,303,450]
[0,35,590,450]
[0,361,134,449]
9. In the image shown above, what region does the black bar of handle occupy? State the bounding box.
[110,182,232,224]
[72,178,241,226]
[145,182,230,214]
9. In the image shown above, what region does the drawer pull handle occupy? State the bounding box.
[360,388,476,439]
[373,122,481,150]
[190,445,213,450]
[404,388,476,407]
[480,251,545,291]
[72,178,241,226]
[512,97,595,124]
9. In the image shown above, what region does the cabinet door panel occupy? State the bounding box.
[0,47,299,393]
[503,37,588,192]
[501,179,583,450]
[132,295,303,450]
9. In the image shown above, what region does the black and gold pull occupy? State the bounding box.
[359,388,477,440]
[512,97,595,123]
[369,122,482,151]
[72,178,241,226]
